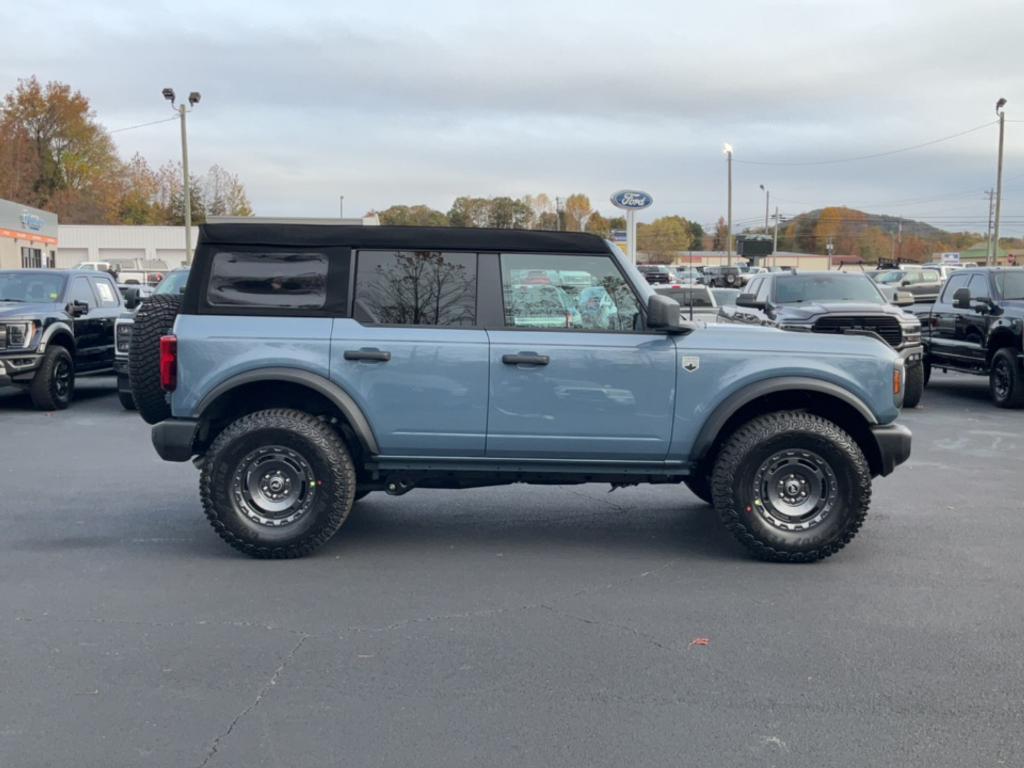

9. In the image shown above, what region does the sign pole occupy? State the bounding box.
[627,210,635,264]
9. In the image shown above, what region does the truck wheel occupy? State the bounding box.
[903,362,923,408]
[922,358,931,387]
[129,294,181,424]
[29,346,75,411]
[200,409,356,558]
[711,411,871,563]
[990,348,1024,408]
[684,475,713,505]
[117,374,136,410]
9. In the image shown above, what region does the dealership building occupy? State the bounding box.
[0,198,59,270]
[56,225,199,269]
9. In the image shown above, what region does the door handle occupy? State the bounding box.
[344,349,391,362]
[502,353,549,366]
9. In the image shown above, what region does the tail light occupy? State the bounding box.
[160,335,177,391]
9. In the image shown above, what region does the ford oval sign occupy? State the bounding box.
[20,213,45,232]
[610,190,653,210]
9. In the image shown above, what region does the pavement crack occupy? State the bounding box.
[197,634,308,768]
[539,604,674,652]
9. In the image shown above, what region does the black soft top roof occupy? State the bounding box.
[198,223,610,254]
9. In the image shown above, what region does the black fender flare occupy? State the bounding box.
[196,367,380,455]
[691,376,878,463]
[39,321,76,353]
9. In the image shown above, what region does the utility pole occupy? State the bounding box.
[896,221,903,264]
[162,88,201,265]
[724,144,734,266]
[772,206,779,270]
[985,188,995,265]
[760,184,769,232]
[339,195,344,218]
[555,197,565,232]
[993,98,1007,265]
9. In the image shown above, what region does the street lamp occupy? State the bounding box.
[723,143,733,265]
[759,184,770,232]
[163,87,201,265]
[992,98,1007,266]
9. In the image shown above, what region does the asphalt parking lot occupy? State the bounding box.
[1,374,1022,768]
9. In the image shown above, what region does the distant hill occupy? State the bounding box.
[782,208,950,239]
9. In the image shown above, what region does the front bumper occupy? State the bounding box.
[0,353,43,387]
[870,422,912,477]
[898,342,923,366]
[152,418,199,462]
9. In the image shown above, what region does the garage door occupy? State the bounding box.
[56,248,88,269]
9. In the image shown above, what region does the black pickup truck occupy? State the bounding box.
[918,267,1024,407]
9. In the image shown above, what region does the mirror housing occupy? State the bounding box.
[901,279,912,287]
[892,290,914,307]
[124,287,141,310]
[68,300,89,318]
[646,293,683,332]
[735,293,765,310]
[953,287,971,310]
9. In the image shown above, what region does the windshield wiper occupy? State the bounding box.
[0,298,25,302]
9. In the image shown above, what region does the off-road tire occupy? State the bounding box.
[989,348,1024,409]
[903,362,923,408]
[200,409,356,558]
[118,390,137,410]
[684,474,713,505]
[711,411,871,563]
[129,294,181,424]
[922,358,931,387]
[29,345,75,411]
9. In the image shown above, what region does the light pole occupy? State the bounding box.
[759,184,770,232]
[772,206,779,270]
[339,195,344,218]
[162,88,201,265]
[723,143,733,265]
[992,98,1007,266]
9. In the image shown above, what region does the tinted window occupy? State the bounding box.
[501,254,640,331]
[156,270,190,296]
[968,274,991,300]
[940,273,971,303]
[207,251,328,309]
[0,272,65,302]
[995,271,1024,300]
[774,274,884,304]
[354,251,477,326]
[90,277,120,307]
[68,277,96,307]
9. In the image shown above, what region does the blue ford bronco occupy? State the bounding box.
[136,222,911,561]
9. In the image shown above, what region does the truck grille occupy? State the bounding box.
[0,326,6,351]
[812,315,903,348]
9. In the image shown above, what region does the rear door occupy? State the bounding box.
[330,249,489,457]
[928,272,972,365]
[486,252,677,461]
[87,275,122,368]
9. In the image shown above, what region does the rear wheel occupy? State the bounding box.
[989,348,1024,408]
[200,409,356,558]
[129,294,181,424]
[29,346,75,411]
[711,411,871,563]
[903,362,923,408]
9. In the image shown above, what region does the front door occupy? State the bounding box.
[486,252,677,461]
[66,276,105,371]
[331,249,490,457]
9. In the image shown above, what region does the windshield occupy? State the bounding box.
[996,271,1024,300]
[155,270,190,296]
[774,274,885,304]
[712,288,741,306]
[0,272,66,303]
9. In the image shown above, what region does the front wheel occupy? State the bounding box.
[922,358,931,387]
[990,348,1024,408]
[711,411,871,563]
[29,346,75,411]
[903,362,923,408]
[200,409,357,558]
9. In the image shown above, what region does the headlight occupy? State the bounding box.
[3,322,36,349]
[115,322,134,354]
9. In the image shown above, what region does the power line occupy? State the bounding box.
[109,116,178,134]
[733,121,997,167]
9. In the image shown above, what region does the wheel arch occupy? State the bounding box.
[986,326,1021,360]
[692,378,886,477]
[195,368,380,457]
[40,322,76,354]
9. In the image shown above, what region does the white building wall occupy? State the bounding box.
[57,225,199,269]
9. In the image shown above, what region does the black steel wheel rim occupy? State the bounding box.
[54,359,72,398]
[231,445,317,528]
[752,448,838,532]
[993,359,1011,400]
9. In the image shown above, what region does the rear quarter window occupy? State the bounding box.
[206,251,329,309]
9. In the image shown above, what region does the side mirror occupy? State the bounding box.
[646,293,683,332]
[124,287,141,310]
[953,287,972,310]
[68,300,89,317]
[892,290,914,307]
[901,280,912,287]
[736,293,765,310]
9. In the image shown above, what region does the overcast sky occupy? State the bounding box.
[8,0,1024,234]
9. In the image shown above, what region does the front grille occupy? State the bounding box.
[0,326,6,351]
[813,315,903,348]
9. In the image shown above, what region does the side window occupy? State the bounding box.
[755,278,772,304]
[940,273,971,303]
[922,269,940,283]
[207,250,329,309]
[90,277,119,308]
[500,254,641,332]
[353,250,477,326]
[68,277,96,307]
[968,274,991,301]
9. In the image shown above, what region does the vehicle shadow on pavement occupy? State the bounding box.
[0,382,117,411]
[922,375,994,405]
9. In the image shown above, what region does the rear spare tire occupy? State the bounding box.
[129,294,181,424]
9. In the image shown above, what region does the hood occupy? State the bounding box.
[0,301,61,319]
[691,321,898,358]
[774,301,901,322]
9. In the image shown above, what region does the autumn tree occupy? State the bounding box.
[712,217,729,251]
[563,193,592,231]
[376,204,449,227]
[637,216,693,263]
[584,212,611,237]
[488,197,532,229]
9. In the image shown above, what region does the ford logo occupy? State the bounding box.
[610,190,653,210]
[20,213,44,232]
